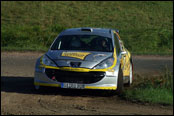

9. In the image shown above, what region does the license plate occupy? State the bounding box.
[61,83,84,89]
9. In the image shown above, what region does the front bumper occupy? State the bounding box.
[34,68,118,90]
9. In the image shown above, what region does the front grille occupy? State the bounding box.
[45,68,105,84]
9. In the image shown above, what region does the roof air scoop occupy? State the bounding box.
[81,28,93,32]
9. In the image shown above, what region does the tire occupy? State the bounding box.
[116,66,124,95]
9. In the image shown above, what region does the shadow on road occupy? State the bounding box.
[1,76,116,97]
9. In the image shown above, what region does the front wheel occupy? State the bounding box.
[115,66,124,95]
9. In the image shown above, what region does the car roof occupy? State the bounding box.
[59,27,118,38]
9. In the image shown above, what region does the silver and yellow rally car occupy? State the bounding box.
[34,27,133,94]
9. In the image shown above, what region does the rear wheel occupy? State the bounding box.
[116,66,124,95]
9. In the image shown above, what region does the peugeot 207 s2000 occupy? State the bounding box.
[34,27,133,94]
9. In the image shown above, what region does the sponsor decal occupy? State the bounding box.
[61,52,90,60]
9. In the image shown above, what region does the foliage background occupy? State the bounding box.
[1,1,173,54]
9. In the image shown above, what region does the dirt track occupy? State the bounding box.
[1,52,173,115]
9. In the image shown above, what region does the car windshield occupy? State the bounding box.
[51,35,113,52]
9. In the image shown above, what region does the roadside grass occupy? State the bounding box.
[1,1,173,54]
[122,67,173,105]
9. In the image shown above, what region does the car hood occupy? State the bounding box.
[46,50,113,69]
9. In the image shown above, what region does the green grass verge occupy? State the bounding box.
[1,1,173,54]
[124,87,173,105]
[122,68,173,105]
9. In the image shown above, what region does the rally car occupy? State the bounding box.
[34,27,133,94]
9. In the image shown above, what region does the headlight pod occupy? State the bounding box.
[93,57,114,69]
[42,55,57,67]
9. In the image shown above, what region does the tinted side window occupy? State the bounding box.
[114,33,121,55]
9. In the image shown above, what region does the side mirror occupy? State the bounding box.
[121,51,127,55]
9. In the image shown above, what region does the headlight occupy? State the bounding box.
[93,57,114,69]
[41,55,57,67]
